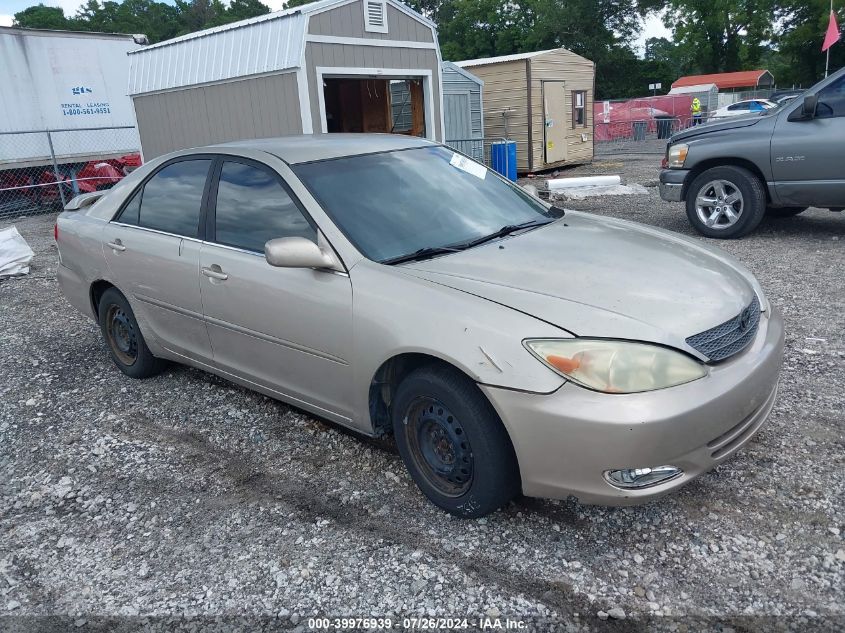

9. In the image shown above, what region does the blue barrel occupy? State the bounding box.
[491,141,517,181]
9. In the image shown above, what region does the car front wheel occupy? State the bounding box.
[685,166,766,238]
[392,365,520,518]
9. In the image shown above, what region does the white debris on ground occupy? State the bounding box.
[551,183,650,201]
[0,226,34,278]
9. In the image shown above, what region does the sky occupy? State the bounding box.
[1,0,672,50]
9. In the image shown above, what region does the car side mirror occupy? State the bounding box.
[801,93,817,119]
[264,235,343,272]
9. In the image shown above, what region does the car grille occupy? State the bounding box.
[686,296,761,362]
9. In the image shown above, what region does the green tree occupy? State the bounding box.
[644,0,778,74]
[225,0,271,22]
[769,0,844,86]
[13,4,72,29]
[74,0,182,42]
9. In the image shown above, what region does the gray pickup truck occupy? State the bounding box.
[659,66,844,238]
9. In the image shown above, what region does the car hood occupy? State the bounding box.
[670,115,763,142]
[399,212,758,358]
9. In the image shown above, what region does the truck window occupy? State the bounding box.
[816,77,845,119]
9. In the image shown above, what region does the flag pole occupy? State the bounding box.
[827,0,834,77]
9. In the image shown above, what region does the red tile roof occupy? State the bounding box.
[671,70,773,90]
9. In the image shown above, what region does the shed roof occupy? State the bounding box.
[441,61,483,85]
[128,0,435,96]
[667,83,717,95]
[455,47,593,69]
[671,70,773,90]
[455,49,556,67]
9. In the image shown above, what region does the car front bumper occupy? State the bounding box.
[481,306,784,506]
[658,168,690,202]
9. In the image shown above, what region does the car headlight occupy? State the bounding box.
[524,339,707,394]
[667,143,689,168]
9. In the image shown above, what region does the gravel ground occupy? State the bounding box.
[1,153,844,632]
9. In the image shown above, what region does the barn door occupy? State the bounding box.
[444,92,471,141]
[542,81,568,164]
[444,92,482,161]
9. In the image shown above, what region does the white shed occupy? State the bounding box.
[667,83,718,117]
[128,0,445,159]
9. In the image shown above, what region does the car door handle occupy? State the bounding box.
[107,239,126,252]
[201,266,229,281]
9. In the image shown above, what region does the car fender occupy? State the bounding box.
[348,260,569,431]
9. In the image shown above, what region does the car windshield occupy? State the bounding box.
[292,145,560,263]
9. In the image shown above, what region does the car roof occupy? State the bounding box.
[208,134,436,164]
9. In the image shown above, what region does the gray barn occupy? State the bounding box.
[127,0,444,159]
[440,61,484,161]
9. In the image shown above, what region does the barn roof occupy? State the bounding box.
[128,0,435,96]
[671,70,774,90]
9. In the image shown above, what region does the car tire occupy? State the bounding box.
[766,206,807,218]
[685,166,767,239]
[392,364,520,518]
[98,287,167,379]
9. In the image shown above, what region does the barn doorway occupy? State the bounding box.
[322,77,426,137]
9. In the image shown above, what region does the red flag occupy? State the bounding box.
[823,10,840,52]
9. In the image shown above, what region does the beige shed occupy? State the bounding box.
[456,48,595,173]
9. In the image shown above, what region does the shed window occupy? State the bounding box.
[572,91,586,128]
[364,0,388,33]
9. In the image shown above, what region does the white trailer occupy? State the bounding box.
[0,27,144,169]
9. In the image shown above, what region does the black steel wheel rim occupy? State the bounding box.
[404,397,473,497]
[105,304,138,366]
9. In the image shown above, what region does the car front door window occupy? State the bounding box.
[212,161,316,251]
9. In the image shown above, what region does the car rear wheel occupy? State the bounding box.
[98,287,167,379]
[686,166,766,238]
[392,365,520,518]
[766,206,807,218]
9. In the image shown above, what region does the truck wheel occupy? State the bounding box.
[766,206,807,218]
[392,365,520,518]
[686,166,766,238]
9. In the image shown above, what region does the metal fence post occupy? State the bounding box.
[45,130,67,209]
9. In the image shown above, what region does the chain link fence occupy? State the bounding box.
[594,117,695,155]
[0,126,141,225]
[445,138,510,167]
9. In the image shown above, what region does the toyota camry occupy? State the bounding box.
[56,135,784,517]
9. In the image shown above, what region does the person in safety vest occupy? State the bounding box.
[691,97,703,125]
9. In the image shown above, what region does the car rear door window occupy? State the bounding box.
[117,189,141,225]
[135,159,211,237]
[213,161,315,252]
